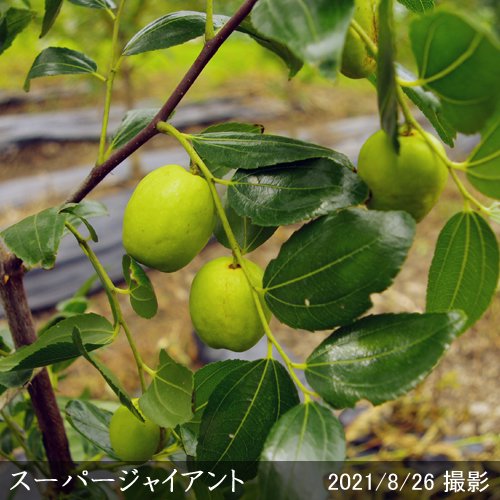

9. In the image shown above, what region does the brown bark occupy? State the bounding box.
[0,250,73,489]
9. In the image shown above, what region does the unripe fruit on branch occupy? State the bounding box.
[109,401,161,462]
[357,129,448,222]
[189,256,271,352]
[122,165,216,272]
[341,0,379,79]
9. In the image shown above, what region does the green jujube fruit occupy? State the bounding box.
[189,256,271,352]
[341,0,379,79]
[109,402,161,462]
[357,129,448,221]
[122,165,216,273]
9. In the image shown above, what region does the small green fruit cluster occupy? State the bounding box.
[189,256,271,352]
[123,164,216,273]
[341,0,379,79]
[357,129,448,221]
[123,165,271,353]
[109,400,161,462]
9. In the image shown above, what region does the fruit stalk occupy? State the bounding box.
[158,122,317,400]
[394,87,488,214]
[250,288,317,402]
[98,0,127,164]
[66,223,148,392]
[156,123,248,270]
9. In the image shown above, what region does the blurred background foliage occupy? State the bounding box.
[0,0,497,102]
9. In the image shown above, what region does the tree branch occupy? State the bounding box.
[0,246,74,490]
[67,0,260,204]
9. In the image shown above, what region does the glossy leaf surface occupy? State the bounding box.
[305,312,466,408]
[196,359,299,480]
[410,12,500,134]
[228,158,368,226]
[0,314,114,372]
[259,402,345,500]
[264,209,416,330]
[24,47,98,91]
[426,212,499,331]
[466,111,500,199]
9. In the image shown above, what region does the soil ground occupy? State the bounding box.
[0,83,498,462]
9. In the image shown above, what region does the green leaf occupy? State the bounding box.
[0,428,14,455]
[398,65,456,147]
[71,327,142,421]
[0,369,32,395]
[260,402,345,461]
[305,312,466,408]
[369,65,457,146]
[139,350,193,428]
[122,11,302,76]
[0,331,12,356]
[0,314,114,372]
[214,197,277,255]
[180,360,249,456]
[109,108,157,152]
[61,200,108,242]
[410,11,500,134]
[40,0,62,37]
[426,212,499,331]
[196,359,299,480]
[67,0,116,9]
[0,207,66,269]
[0,7,34,56]
[202,122,265,135]
[228,158,368,227]
[38,273,97,339]
[61,200,108,221]
[259,403,345,499]
[466,110,500,199]
[65,400,116,458]
[264,208,416,331]
[377,0,399,152]
[252,0,354,78]
[123,11,225,56]
[56,297,88,314]
[191,131,352,174]
[237,18,303,78]
[122,255,158,319]
[193,123,264,177]
[24,47,98,91]
[27,427,45,460]
[396,0,434,13]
